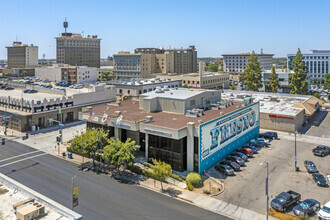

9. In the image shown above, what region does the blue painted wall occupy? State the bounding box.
[198,102,260,174]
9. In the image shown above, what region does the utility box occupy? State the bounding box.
[16,202,45,220]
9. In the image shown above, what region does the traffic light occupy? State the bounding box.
[56,136,61,143]
[22,133,29,140]
[1,138,5,145]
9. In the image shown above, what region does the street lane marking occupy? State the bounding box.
[0,150,41,163]
[0,153,47,168]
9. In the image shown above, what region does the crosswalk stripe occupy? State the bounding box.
[0,150,41,163]
[0,153,47,168]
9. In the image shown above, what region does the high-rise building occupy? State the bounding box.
[114,46,197,80]
[56,19,101,68]
[222,52,274,73]
[6,42,38,68]
[287,50,330,81]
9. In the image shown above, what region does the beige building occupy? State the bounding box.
[56,33,101,68]
[157,62,230,90]
[6,42,38,68]
[114,46,197,80]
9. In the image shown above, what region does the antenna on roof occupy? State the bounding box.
[63,17,68,33]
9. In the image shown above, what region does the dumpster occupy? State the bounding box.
[68,152,72,159]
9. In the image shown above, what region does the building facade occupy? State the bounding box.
[35,64,97,84]
[287,50,330,81]
[222,53,274,73]
[80,88,260,173]
[261,69,293,93]
[6,42,38,68]
[56,33,101,68]
[114,46,197,80]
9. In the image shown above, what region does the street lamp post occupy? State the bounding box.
[71,168,88,210]
[292,124,298,172]
[99,128,102,170]
[260,162,269,220]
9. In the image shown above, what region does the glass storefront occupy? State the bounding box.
[148,134,187,171]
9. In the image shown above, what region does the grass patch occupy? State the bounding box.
[268,208,300,220]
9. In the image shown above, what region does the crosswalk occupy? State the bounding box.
[0,150,47,168]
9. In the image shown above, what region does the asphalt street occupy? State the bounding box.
[0,141,231,220]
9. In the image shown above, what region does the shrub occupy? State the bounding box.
[170,173,183,182]
[186,172,202,187]
[128,165,143,175]
[142,162,154,169]
[187,184,194,191]
[145,169,161,181]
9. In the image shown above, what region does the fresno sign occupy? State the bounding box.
[269,114,294,120]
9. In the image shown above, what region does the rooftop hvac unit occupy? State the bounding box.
[163,85,170,91]
[155,88,164,93]
[186,110,200,117]
[16,202,45,220]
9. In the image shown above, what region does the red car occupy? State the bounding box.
[236,148,253,157]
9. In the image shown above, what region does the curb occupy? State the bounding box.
[205,174,225,197]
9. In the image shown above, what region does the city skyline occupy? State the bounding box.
[1,0,330,60]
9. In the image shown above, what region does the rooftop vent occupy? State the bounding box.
[163,85,170,91]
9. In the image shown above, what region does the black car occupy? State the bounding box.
[229,152,248,161]
[312,173,328,187]
[293,199,320,216]
[27,89,38,93]
[304,161,318,173]
[219,160,240,171]
[23,89,31,93]
[226,155,245,166]
[214,164,234,176]
[4,86,14,90]
[259,132,278,140]
[313,145,330,157]
[271,190,301,212]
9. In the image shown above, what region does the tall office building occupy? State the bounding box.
[287,50,330,80]
[56,19,101,68]
[222,52,274,73]
[6,42,38,68]
[114,45,197,80]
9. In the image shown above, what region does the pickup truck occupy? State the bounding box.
[312,145,330,157]
[271,190,301,212]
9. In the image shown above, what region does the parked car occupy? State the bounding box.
[43,79,52,83]
[4,86,14,90]
[236,148,253,157]
[27,89,38,94]
[259,132,278,140]
[271,190,301,212]
[312,173,328,187]
[214,164,234,176]
[219,160,240,171]
[23,89,30,93]
[242,145,258,154]
[226,155,245,166]
[304,161,318,173]
[229,152,248,161]
[318,201,330,220]
[293,199,320,216]
[0,85,7,89]
[313,145,330,157]
[249,138,269,148]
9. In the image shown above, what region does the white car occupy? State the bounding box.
[318,201,330,220]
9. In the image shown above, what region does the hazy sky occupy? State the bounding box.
[1,0,329,59]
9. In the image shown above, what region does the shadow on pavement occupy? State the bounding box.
[299,110,328,134]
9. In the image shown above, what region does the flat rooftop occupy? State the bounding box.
[0,87,92,101]
[108,78,179,86]
[90,100,243,129]
[141,88,219,100]
[222,90,309,116]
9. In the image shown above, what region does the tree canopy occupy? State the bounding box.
[102,138,139,170]
[324,73,330,90]
[240,51,262,91]
[98,71,115,81]
[152,159,172,191]
[268,66,279,93]
[207,63,219,72]
[289,48,308,94]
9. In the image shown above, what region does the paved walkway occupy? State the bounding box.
[139,177,275,220]
[260,129,330,146]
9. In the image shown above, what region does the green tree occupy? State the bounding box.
[208,63,219,72]
[230,85,236,90]
[327,93,330,102]
[289,48,308,94]
[182,83,188,88]
[324,73,330,90]
[268,66,279,93]
[98,71,115,81]
[240,51,262,91]
[70,128,108,167]
[313,92,321,99]
[152,159,172,191]
[219,65,224,72]
[102,138,139,171]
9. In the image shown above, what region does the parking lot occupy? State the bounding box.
[209,135,330,218]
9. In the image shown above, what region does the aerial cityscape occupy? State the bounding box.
[0,1,329,220]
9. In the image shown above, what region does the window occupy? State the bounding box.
[190,99,196,106]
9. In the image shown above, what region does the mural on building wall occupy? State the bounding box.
[200,102,259,162]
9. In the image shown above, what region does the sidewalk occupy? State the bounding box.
[139,177,275,220]
[261,128,330,146]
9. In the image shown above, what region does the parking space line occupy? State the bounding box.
[0,153,47,168]
[0,150,40,163]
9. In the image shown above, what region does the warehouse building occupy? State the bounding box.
[80,88,260,173]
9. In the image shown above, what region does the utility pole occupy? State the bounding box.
[260,162,269,220]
